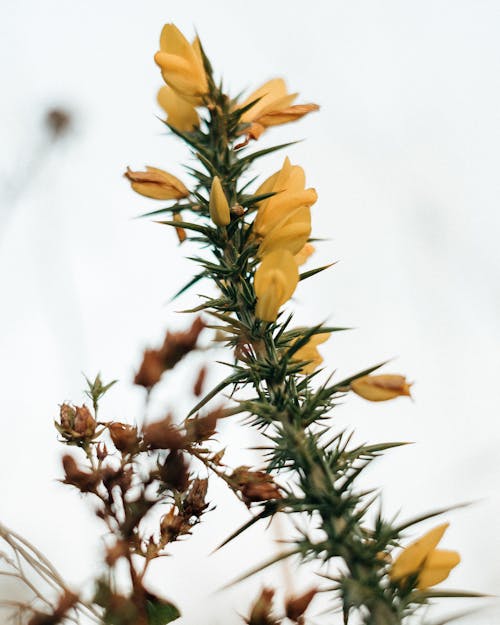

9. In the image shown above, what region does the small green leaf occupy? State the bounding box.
[146,598,181,625]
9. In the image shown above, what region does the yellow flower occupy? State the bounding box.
[239,78,319,140]
[390,523,460,590]
[209,176,231,227]
[254,249,299,322]
[254,157,317,256]
[124,166,189,200]
[294,243,315,266]
[158,85,199,132]
[154,24,208,103]
[350,374,412,402]
[293,333,330,374]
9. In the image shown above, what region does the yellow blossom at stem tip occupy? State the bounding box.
[124,166,189,200]
[154,24,208,103]
[239,78,319,140]
[209,176,231,227]
[254,249,299,322]
[158,85,199,132]
[350,374,412,402]
[390,523,460,590]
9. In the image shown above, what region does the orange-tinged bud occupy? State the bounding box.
[154,24,208,103]
[124,166,189,200]
[350,374,412,402]
[254,249,299,322]
[390,523,460,590]
[209,176,231,226]
[158,85,199,132]
[239,78,319,140]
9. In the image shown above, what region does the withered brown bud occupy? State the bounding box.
[96,442,108,461]
[105,540,129,567]
[62,455,99,493]
[285,588,318,622]
[185,407,221,443]
[143,416,185,450]
[247,588,277,625]
[231,467,282,505]
[73,404,96,438]
[134,349,164,388]
[159,451,190,492]
[59,403,75,429]
[193,366,207,397]
[109,422,139,454]
[160,508,190,544]
[183,478,208,518]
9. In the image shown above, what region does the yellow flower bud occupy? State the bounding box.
[124,166,189,200]
[239,78,319,140]
[209,176,231,226]
[254,249,299,322]
[293,333,330,374]
[254,157,317,256]
[390,523,460,590]
[350,374,412,402]
[158,85,199,132]
[154,24,208,103]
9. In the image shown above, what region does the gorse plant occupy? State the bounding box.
[0,21,482,625]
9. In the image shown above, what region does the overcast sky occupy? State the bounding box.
[0,2,499,623]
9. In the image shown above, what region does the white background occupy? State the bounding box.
[0,1,499,623]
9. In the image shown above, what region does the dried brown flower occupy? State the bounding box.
[231,467,282,505]
[159,450,190,492]
[134,317,205,389]
[143,416,185,450]
[185,407,221,443]
[134,349,165,388]
[62,455,99,493]
[183,478,208,518]
[109,422,139,454]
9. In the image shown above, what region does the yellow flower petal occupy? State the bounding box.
[391,524,449,582]
[157,86,199,132]
[293,333,331,374]
[238,79,318,139]
[350,374,412,402]
[417,549,461,589]
[124,166,189,200]
[254,250,299,322]
[155,24,207,101]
